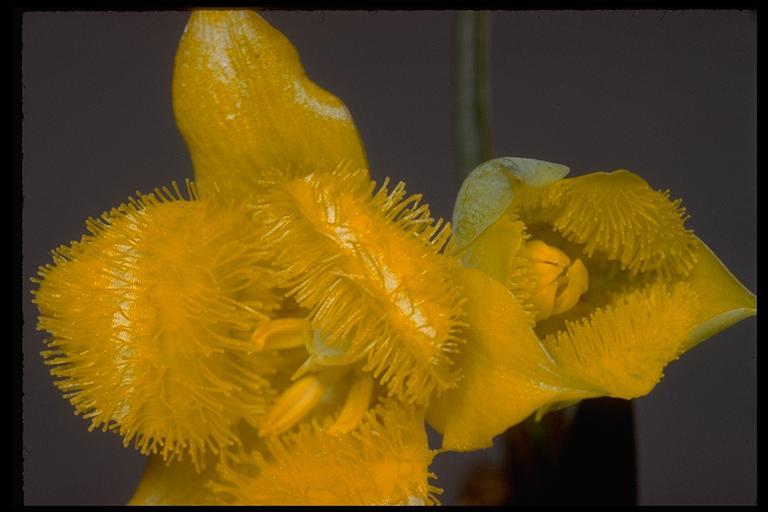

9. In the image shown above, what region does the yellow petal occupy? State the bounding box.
[214,402,440,505]
[457,207,541,324]
[129,454,219,506]
[452,158,570,323]
[683,236,756,350]
[31,183,280,467]
[517,170,699,279]
[129,421,266,506]
[173,10,368,198]
[459,206,528,284]
[255,169,463,404]
[427,268,596,452]
[543,283,699,399]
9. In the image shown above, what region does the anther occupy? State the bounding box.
[551,258,588,316]
[326,374,375,435]
[519,239,589,321]
[250,318,311,352]
[258,374,327,436]
[259,366,351,437]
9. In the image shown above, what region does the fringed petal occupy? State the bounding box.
[542,283,699,399]
[32,183,280,467]
[212,401,441,505]
[254,168,464,404]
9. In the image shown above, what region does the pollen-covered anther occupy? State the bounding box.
[259,367,348,437]
[250,318,312,352]
[326,373,375,435]
[518,239,589,321]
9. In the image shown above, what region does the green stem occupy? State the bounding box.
[455,11,493,184]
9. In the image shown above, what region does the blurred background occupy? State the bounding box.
[22,10,756,505]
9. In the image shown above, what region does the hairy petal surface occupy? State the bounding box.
[516,170,699,279]
[255,168,464,404]
[129,420,266,506]
[543,283,699,399]
[212,402,440,505]
[33,184,280,467]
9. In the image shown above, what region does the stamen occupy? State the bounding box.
[250,318,311,352]
[259,367,349,437]
[530,281,559,321]
[259,374,327,437]
[518,239,590,321]
[326,374,375,435]
[551,259,589,316]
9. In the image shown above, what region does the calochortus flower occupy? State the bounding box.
[31,9,755,505]
[427,158,756,451]
[34,10,456,505]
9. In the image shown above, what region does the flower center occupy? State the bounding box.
[250,318,376,437]
[518,239,589,321]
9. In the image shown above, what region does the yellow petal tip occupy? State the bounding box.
[173,10,367,196]
[683,236,756,350]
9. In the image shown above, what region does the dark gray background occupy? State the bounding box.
[22,10,756,505]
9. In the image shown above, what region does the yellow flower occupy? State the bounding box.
[174,8,465,410]
[427,158,756,451]
[33,9,449,504]
[31,8,755,505]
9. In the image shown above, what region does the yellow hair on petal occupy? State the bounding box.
[543,282,699,398]
[212,402,441,505]
[518,170,699,279]
[33,182,281,468]
[255,168,465,404]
